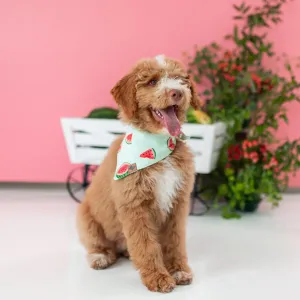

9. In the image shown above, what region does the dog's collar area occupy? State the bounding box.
[114,127,177,180]
[178,131,189,141]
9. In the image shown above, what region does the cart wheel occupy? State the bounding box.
[190,173,210,216]
[66,165,97,203]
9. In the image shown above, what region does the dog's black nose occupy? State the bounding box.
[169,89,182,102]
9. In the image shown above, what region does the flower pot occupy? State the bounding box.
[236,193,262,212]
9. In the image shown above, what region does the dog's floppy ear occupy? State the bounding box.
[111,72,137,119]
[189,78,202,110]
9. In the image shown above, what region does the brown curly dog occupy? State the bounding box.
[76,55,201,293]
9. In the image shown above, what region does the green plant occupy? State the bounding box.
[186,0,300,218]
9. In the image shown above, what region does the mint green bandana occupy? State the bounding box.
[114,127,176,180]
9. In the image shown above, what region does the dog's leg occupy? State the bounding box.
[161,199,193,285]
[118,204,176,293]
[77,202,117,269]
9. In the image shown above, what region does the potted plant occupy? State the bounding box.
[185,0,300,218]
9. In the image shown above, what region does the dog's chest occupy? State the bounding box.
[155,158,182,214]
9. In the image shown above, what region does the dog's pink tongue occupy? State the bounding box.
[159,106,181,137]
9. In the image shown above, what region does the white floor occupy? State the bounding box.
[0,188,300,300]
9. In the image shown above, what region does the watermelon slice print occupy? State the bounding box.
[116,162,130,179]
[128,163,137,174]
[125,133,133,144]
[140,148,156,159]
[167,137,176,151]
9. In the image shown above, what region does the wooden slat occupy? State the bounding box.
[74,132,120,147]
[75,148,107,165]
[187,139,206,156]
[211,151,220,169]
[214,135,226,151]
[182,123,211,138]
[63,118,126,133]
[214,122,227,135]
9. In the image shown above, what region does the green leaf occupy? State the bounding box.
[272,17,282,24]
[233,25,240,44]
[193,75,200,84]
[279,114,288,124]
[225,168,234,177]
[229,197,237,208]
[248,13,269,27]
[218,184,228,196]
[203,89,211,96]
[285,63,292,72]
[222,207,241,219]
[242,6,251,14]
[211,42,220,49]
[233,4,242,12]
[256,124,267,135]
[295,161,300,169]
[248,101,257,111]
[236,183,244,191]
[239,200,246,211]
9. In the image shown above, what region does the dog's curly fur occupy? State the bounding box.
[76,55,201,293]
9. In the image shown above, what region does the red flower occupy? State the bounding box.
[243,139,258,151]
[224,51,232,59]
[228,144,243,161]
[250,152,259,163]
[260,144,267,153]
[251,73,262,90]
[242,140,249,150]
[233,153,242,160]
[251,73,261,83]
[264,157,278,169]
[223,73,236,82]
[226,163,231,169]
[270,157,278,167]
[232,64,243,72]
[218,62,229,70]
[262,79,274,91]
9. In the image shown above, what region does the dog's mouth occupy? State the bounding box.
[150,105,181,137]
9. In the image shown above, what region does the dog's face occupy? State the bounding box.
[111,55,201,136]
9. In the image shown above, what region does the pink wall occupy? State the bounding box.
[1,0,300,185]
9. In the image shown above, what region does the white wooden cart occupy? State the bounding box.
[61,118,226,214]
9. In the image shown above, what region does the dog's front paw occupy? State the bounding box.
[172,271,193,285]
[143,273,176,293]
[87,253,116,270]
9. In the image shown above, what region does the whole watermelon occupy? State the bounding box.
[86,107,119,119]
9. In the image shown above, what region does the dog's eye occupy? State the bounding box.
[148,79,157,86]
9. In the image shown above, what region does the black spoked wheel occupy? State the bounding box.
[66,165,97,203]
[190,173,210,216]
